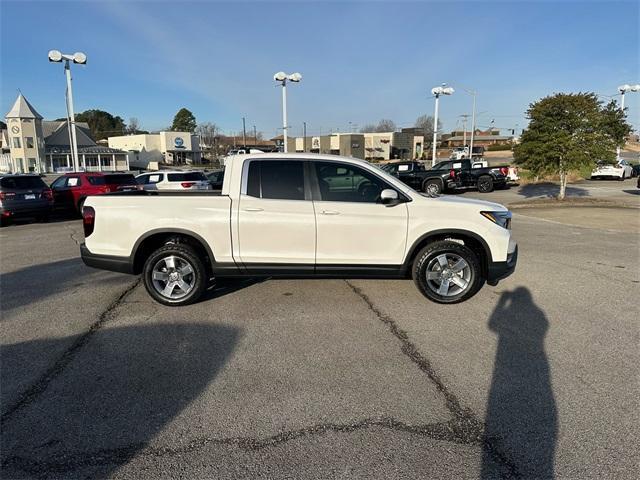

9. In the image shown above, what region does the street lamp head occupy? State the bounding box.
[631,84,640,92]
[72,52,87,65]
[288,72,302,82]
[442,87,454,95]
[431,85,454,96]
[618,84,632,93]
[48,50,63,63]
[274,71,287,82]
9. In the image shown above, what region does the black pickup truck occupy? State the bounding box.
[382,159,507,195]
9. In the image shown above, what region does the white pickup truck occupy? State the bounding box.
[81,153,517,306]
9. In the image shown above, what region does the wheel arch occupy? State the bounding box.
[403,229,492,278]
[131,228,215,274]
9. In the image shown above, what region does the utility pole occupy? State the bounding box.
[253,125,257,146]
[242,117,247,149]
[303,121,307,152]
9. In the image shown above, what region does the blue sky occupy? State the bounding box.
[2,1,638,137]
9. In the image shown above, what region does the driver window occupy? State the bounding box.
[314,161,391,203]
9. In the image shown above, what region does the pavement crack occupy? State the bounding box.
[0,278,141,426]
[1,416,494,477]
[63,223,83,246]
[344,280,521,479]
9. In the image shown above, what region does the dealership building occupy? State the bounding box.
[108,131,202,169]
[290,128,425,161]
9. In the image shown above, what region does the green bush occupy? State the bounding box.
[487,143,513,152]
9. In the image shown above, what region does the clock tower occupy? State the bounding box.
[4,93,45,173]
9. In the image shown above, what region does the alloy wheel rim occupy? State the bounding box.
[425,253,472,297]
[427,184,440,195]
[151,255,196,299]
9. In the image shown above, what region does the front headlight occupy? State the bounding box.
[480,210,512,229]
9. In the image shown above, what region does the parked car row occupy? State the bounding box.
[0,169,217,226]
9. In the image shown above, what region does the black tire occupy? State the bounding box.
[77,198,86,217]
[619,173,625,181]
[143,243,207,306]
[412,240,483,304]
[37,214,50,223]
[477,175,494,193]
[423,179,442,196]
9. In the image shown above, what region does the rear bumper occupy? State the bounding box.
[80,243,133,274]
[486,245,518,286]
[1,203,52,217]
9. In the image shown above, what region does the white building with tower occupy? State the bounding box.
[1,93,129,174]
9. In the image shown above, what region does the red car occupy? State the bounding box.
[51,172,138,212]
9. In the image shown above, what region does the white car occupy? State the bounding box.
[81,153,517,306]
[135,171,210,190]
[591,160,633,180]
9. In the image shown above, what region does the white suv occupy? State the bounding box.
[135,171,210,190]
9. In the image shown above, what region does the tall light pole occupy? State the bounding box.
[48,50,86,172]
[274,71,302,153]
[430,84,454,166]
[617,84,640,160]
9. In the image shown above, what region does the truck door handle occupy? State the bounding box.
[243,207,263,212]
[321,210,340,215]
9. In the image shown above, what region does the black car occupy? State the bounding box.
[383,159,507,195]
[0,174,54,226]
[206,169,225,190]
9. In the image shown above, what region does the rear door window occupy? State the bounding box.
[87,176,106,185]
[245,160,306,200]
[104,174,136,185]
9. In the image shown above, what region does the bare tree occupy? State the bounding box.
[359,124,377,133]
[196,122,219,157]
[127,117,141,134]
[375,119,396,132]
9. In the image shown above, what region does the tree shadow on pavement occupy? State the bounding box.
[481,288,558,479]
[518,182,589,199]
[1,322,240,479]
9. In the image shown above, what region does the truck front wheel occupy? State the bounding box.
[143,243,207,306]
[412,240,483,304]
[477,175,494,193]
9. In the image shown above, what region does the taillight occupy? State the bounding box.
[500,167,508,176]
[0,191,16,201]
[449,169,456,179]
[181,182,196,188]
[82,206,95,237]
[43,189,53,201]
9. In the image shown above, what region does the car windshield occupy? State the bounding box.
[167,172,207,182]
[0,176,47,189]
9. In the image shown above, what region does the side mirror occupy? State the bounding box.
[380,188,400,206]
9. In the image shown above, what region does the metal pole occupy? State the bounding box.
[65,60,80,172]
[303,121,306,152]
[253,125,257,146]
[469,92,476,161]
[617,92,625,160]
[432,94,439,166]
[282,80,288,153]
[242,117,247,149]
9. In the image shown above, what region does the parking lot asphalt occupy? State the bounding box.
[1,181,638,479]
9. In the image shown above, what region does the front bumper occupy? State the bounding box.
[80,243,134,274]
[486,245,518,286]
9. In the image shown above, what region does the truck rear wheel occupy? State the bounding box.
[423,179,442,196]
[412,240,482,304]
[477,175,494,193]
[143,243,207,306]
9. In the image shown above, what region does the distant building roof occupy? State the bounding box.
[5,94,43,119]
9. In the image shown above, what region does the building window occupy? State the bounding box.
[28,158,37,172]
[25,137,34,149]
[12,137,21,148]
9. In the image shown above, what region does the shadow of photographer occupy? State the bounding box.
[482,287,558,479]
